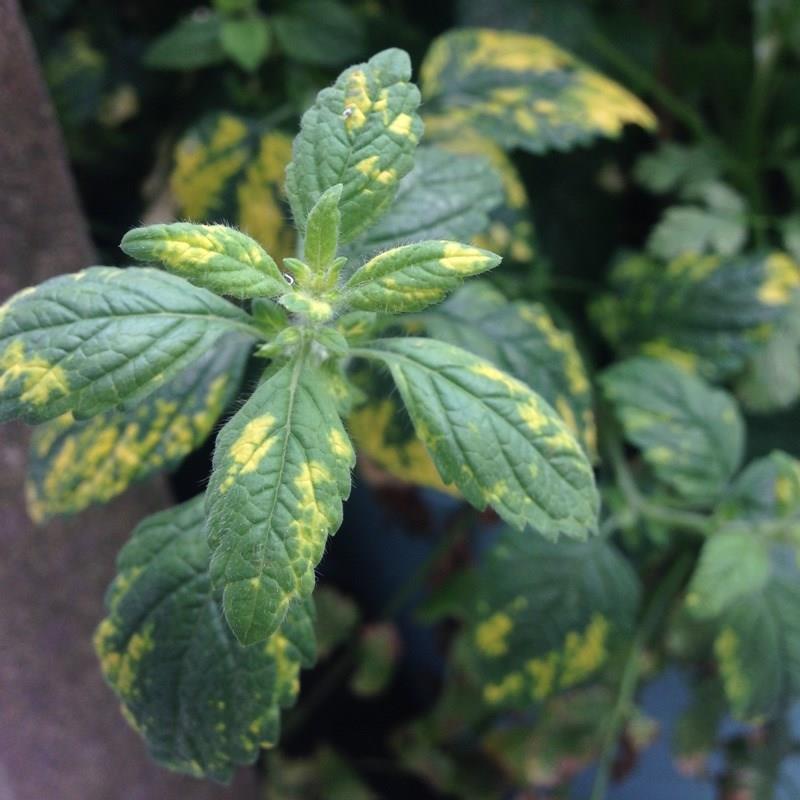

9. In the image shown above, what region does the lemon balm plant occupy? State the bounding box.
[0,49,599,779]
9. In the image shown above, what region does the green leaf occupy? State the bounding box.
[220,14,270,72]
[94,497,316,780]
[26,335,249,522]
[350,624,399,697]
[708,559,800,719]
[271,0,366,67]
[344,241,501,313]
[714,450,800,535]
[686,531,771,618]
[206,355,354,644]
[346,363,459,496]
[171,113,295,262]
[646,183,748,261]
[591,251,800,380]
[346,146,504,254]
[466,526,639,707]
[252,297,290,334]
[601,357,744,503]
[634,142,723,195]
[420,281,596,458]
[314,585,360,660]
[735,303,800,413]
[420,28,656,154]
[144,13,226,71]
[355,338,599,539]
[121,223,288,299]
[0,267,258,424]
[285,48,423,243]
[303,184,342,272]
[422,126,536,263]
[278,290,335,323]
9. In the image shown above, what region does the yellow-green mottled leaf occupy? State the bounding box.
[601,357,744,503]
[355,338,599,539]
[26,336,249,522]
[285,48,423,243]
[278,290,335,322]
[466,526,639,707]
[171,113,295,261]
[206,354,354,645]
[347,362,459,496]
[714,451,800,538]
[0,267,259,424]
[706,563,800,720]
[420,281,596,459]
[420,28,656,154]
[95,497,315,780]
[345,146,504,256]
[687,453,800,718]
[344,241,501,313]
[591,251,800,381]
[121,222,289,299]
[422,125,536,263]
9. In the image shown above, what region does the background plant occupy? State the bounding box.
[9,1,800,798]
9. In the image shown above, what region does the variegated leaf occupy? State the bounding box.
[285,48,423,243]
[26,336,249,521]
[121,223,289,298]
[420,28,656,154]
[0,267,259,423]
[95,497,315,780]
[206,354,355,644]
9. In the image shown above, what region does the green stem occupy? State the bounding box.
[589,552,695,800]
[605,430,710,537]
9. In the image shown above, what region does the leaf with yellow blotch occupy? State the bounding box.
[0,267,260,424]
[354,338,599,539]
[601,357,744,503]
[26,335,250,522]
[421,123,537,263]
[591,250,800,381]
[420,28,656,154]
[285,48,423,243]
[170,112,296,261]
[420,282,596,459]
[465,526,639,708]
[206,352,355,645]
[344,240,501,313]
[121,222,289,299]
[95,496,315,781]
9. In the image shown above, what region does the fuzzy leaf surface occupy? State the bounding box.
[0,267,257,423]
[26,335,249,521]
[95,497,315,780]
[285,48,423,242]
[206,355,354,644]
[345,241,500,313]
[121,223,288,298]
[357,338,599,539]
[170,113,295,262]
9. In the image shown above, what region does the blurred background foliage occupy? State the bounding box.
[20,0,800,797]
